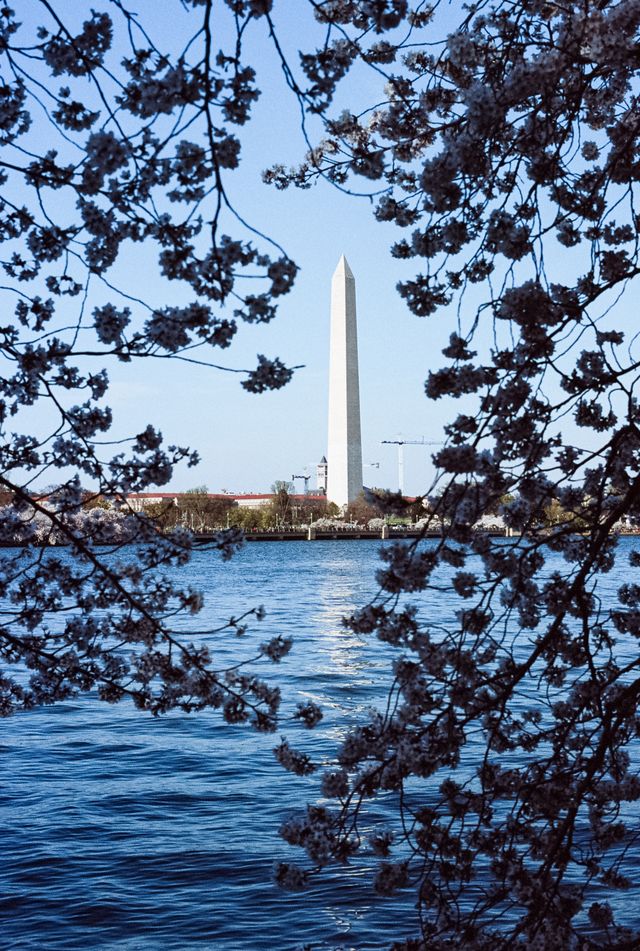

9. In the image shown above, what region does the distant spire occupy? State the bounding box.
[334,255,354,279]
[327,255,363,507]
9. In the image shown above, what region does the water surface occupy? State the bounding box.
[2,539,640,949]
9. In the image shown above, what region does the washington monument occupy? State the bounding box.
[326,256,363,507]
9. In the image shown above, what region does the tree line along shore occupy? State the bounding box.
[1,486,637,546]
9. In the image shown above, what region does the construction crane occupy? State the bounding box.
[381,437,443,495]
[292,473,311,495]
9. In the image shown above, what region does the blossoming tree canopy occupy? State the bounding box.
[261,2,640,947]
[0,1,303,722]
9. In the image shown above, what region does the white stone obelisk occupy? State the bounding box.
[327,256,363,507]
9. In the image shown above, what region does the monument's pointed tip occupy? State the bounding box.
[334,254,354,279]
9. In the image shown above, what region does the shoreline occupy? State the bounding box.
[4,528,640,548]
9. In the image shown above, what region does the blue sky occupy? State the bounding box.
[103,4,446,496]
[28,1,460,496]
[17,2,628,497]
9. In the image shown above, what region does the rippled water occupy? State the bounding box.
[2,539,640,949]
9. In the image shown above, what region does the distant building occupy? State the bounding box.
[316,456,328,495]
[118,492,179,512]
[120,492,325,511]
